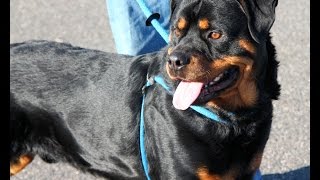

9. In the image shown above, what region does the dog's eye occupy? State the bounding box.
[208,31,222,40]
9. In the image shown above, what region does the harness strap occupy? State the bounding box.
[139,75,261,180]
[140,75,228,180]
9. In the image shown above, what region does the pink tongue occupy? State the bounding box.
[173,81,204,110]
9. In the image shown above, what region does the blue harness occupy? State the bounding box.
[139,75,262,180]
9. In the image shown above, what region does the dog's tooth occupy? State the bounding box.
[209,81,214,85]
[214,75,221,82]
[214,73,224,82]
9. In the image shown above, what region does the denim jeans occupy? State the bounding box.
[106,0,170,56]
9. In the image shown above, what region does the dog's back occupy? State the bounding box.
[10,40,153,178]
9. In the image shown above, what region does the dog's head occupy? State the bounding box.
[164,0,280,110]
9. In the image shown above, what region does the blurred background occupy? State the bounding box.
[10,0,310,179]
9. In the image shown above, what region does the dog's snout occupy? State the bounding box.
[167,52,190,70]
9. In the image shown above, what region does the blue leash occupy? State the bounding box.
[140,80,151,180]
[131,1,262,179]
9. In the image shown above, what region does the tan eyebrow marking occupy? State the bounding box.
[177,17,188,30]
[198,18,210,30]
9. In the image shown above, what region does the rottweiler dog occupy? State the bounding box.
[10,0,280,179]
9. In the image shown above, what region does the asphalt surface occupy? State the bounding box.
[10,0,310,179]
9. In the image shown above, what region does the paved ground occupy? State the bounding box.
[10,0,310,179]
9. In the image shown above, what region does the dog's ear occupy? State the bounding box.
[170,0,177,12]
[170,0,181,20]
[236,0,278,43]
[264,35,281,100]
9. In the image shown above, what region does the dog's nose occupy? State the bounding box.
[167,52,190,70]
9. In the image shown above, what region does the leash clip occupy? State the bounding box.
[142,74,155,95]
[147,74,155,85]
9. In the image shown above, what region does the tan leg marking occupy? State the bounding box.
[10,154,34,176]
[197,166,238,180]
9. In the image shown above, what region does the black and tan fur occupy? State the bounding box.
[10,0,280,179]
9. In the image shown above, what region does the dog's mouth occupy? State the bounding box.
[198,66,239,102]
[172,66,239,110]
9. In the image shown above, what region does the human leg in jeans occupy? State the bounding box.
[106,0,170,56]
